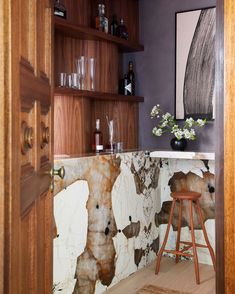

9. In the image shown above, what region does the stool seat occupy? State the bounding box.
[155,190,216,285]
[171,191,201,200]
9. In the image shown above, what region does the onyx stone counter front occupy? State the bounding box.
[53,151,215,294]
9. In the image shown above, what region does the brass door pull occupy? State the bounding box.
[21,121,34,154]
[41,122,49,149]
[50,166,65,179]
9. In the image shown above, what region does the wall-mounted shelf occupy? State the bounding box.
[54,87,144,102]
[54,18,144,53]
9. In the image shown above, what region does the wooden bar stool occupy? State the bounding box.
[155,191,216,284]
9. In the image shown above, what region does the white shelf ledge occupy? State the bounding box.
[150,151,215,160]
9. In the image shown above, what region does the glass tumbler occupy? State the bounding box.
[59,73,67,87]
[80,56,86,90]
[89,57,95,91]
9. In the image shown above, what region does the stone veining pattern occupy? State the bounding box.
[53,153,215,294]
[156,158,215,265]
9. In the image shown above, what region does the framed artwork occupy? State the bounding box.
[175,7,216,120]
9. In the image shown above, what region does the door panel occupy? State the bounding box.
[17,0,53,293]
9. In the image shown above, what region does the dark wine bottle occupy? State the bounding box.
[110,14,118,36]
[116,18,128,40]
[92,119,103,153]
[127,61,135,95]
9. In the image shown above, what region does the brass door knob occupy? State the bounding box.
[41,122,49,149]
[50,166,65,179]
[21,121,34,154]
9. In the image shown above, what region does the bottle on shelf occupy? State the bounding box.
[95,4,109,34]
[119,61,135,96]
[102,5,109,34]
[92,119,103,153]
[127,61,135,95]
[110,14,118,36]
[119,74,130,96]
[116,18,128,40]
[54,0,67,19]
[95,4,103,32]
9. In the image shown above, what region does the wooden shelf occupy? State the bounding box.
[54,87,144,102]
[54,18,144,53]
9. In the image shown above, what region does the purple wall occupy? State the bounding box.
[123,0,216,151]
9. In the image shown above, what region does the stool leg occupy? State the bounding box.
[155,199,176,274]
[175,199,182,263]
[196,200,216,271]
[189,200,200,284]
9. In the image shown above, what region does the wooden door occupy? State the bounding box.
[1,1,54,293]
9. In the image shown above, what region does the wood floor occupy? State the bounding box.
[106,257,215,294]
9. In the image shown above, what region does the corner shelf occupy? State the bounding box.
[54,87,144,102]
[54,18,144,53]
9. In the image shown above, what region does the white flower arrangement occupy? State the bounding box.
[151,105,206,141]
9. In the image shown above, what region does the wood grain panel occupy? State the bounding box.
[59,0,92,26]
[224,0,235,293]
[20,0,36,67]
[54,33,119,93]
[37,0,52,79]
[91,100,139,150]
[20,59,51,109]
[54,95,92,155]
[20,207,37,294]
[54,18,144,52]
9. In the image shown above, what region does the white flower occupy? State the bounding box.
[173,129,183,140]
[185,117,194,128]
[183,128,196,140]
[197,119,206,127]
[171,125,179,132]
[162,112,172,120]
[152,127,163,136]
[183,129,191,139]
[161,120,168,128]
[150,105,160,118]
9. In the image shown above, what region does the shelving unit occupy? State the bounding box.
[54,0,143,155]
[54,87,144,102]
[54,18,144,53]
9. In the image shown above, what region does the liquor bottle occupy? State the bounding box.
[116,18,128,40]
[102,5,109,33]
[92,119,103,153]
[127,61,135,95]
[54,0,67,19]
[95,4,104,31]
[95,4,108,33]
[119,74,131,96]
[110,14,118,36]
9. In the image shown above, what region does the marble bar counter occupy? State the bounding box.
[53,151,215,294]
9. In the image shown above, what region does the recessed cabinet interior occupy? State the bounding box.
[54,0,144,155]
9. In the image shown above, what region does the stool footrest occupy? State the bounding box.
[180,241,208,249]
[163,249,193,257]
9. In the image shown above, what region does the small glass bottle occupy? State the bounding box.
[92,119,103,153]
[102,5,109,34]
[95,4,104,31]
[54,0,67,19]
[110,14,118,36]
[116,18,128,40]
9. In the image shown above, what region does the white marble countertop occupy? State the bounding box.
[150,151,215,160]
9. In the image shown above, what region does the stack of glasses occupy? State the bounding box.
[58,56,96,91]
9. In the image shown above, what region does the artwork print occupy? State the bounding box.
[175,7,216,120]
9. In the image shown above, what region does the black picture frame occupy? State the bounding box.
[175,7,216,121]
